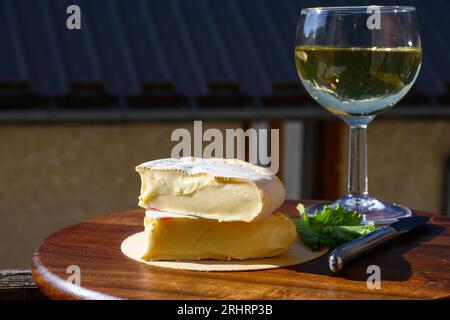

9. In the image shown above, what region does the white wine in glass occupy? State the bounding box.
[295,7,422,223]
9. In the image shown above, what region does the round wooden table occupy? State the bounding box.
[32,200,450,299]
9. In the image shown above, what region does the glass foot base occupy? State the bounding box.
[306,194,412,225]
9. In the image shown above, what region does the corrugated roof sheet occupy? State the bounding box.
[0,0,449,111]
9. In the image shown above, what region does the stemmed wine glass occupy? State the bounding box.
[295,6,422,223]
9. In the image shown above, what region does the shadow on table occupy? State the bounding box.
[286,222,446,282]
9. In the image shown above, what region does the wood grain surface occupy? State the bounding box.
[31,200,450,300]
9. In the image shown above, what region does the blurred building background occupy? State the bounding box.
[0,0,449,268]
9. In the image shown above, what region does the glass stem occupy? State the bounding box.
[348,125,368,196]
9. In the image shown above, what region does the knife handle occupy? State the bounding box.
[328,226,398,273]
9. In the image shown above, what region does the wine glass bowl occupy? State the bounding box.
[295,46,422,125]
[295,6,422,223]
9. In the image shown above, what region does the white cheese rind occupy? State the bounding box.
[145,209,196,219]
[136,157,285,222]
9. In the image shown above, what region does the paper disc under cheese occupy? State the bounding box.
[121,232,327,272]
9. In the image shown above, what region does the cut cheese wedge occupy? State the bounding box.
[136,157,285,222]
[141,210,297,261]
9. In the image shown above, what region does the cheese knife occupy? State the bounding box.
[328,216,429,273]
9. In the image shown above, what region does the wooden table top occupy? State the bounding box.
[31,200,450,300]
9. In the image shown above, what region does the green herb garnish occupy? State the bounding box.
[291,204,375,251]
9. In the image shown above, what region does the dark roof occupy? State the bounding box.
[0,0,449,119]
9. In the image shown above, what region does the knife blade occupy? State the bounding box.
[328,216,429,273]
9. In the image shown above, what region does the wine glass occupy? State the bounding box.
[295,6,422,223]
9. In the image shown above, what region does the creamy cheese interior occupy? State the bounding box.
[138,170,262,222]
[141,210,297,261]
[136,157,285,222]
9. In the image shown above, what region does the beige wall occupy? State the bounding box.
[1,119,449,268]
[338,119,450,214]
[0,121,242,268]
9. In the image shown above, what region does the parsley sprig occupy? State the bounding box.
[291,204,375,251]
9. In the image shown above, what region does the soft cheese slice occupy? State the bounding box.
[141,210,297,261]
[136,157,285,222]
